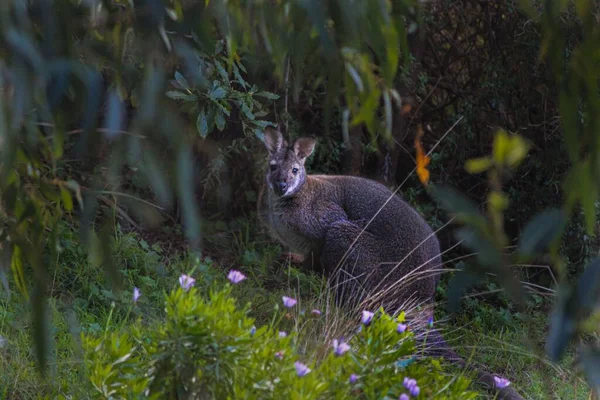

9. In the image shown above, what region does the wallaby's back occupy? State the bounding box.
[310,175,441,313]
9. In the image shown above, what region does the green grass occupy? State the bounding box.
[436,287,589,399]
[0,221,590,399]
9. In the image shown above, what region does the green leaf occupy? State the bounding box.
[301,0,335,54]
[174,71,190,90]
[255,91,280,100]
[77,69,103,156]
[60,187,73,212]
[492,130,530,169]
[546,288,577,362]
[211,87,227,100]
[215,109,226,131]
[32,279,49,376]
[446,263,484,313]
[345,63,364,92]
[232,63,247,88]
[197,109,209,138]
[580,346,600,391]
[504,135,530,168]
[176,144,201,251]
[214,60,229,82]
[214,100,231,117]
[381,23,399,85]
[64,180,84,211]
[429,185,485,226]
[455,227,502,269]
[517,209,566,256]
[166,91,198,101]
[465,157,493,174]
[105,90,125,140]
[5,29,43,69]
[547,258,600,362]
[240,102,255,120]
[563,161,597,234]
[575,258,600,316]
[143,148,173,208]
[383,90,392,137]
[250,120,276,129]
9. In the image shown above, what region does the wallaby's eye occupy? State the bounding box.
[292,168,299,175]
[270,164,277,171]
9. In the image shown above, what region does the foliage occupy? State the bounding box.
[165,39,278,140]
[2,0,600,398]
[82,279,476,400]
[0,0,419,372]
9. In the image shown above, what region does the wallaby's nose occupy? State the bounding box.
[278,181,288,191]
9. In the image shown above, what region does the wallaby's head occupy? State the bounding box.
[262,127,316,198]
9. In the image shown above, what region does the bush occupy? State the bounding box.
[82,279,476,399]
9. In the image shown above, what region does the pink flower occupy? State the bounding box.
[332,339,350,356]
[282,296,297,308]
[410,386,420,396]
[179,274,195,290]
[227,270,247,284]
[494,376,511,389]
[311,309,322,316]
[361,310,374,325]
[132,287,141,303]
[397,323,407,333]
[294,361,311,377]
[279,331,287,338]
[404,377,417,390]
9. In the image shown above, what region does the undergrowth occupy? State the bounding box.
[0,222,589,399]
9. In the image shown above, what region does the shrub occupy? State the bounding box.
[82,278,476,399]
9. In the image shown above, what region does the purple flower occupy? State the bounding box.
[332,339,350,356]
[179,274,195,291]
[275,351,284,360]
[227,270,247,284]
[132,287,141,303]
[410,385,420,396]
[399,395,410,400]
[428,316,434,328]
[294,361,311,377]
[403,377,417,390]
[250,326,256,336]
[397,323,407,333]
[361,310,374,325]
[494,376,511,389]
[279,331,287,338]
[311,309,322,316]
[349,374,358,384]
[282,296,297,308]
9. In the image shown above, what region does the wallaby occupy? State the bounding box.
[257,127,524,400]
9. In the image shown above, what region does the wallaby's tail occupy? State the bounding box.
[414,327,525,400]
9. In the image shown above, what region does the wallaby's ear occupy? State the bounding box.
[293,137,317,160]
[264,126,284,155]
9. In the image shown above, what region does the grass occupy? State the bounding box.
[436,284,589,399]
[0,219,591,399]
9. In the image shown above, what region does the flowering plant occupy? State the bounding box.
[82,273,477,399]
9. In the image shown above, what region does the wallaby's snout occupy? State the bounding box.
[275,181,288,195]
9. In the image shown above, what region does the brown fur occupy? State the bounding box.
[257,127,524,400]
